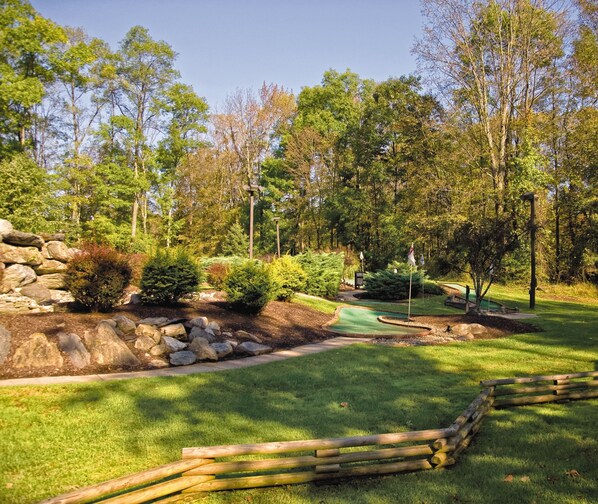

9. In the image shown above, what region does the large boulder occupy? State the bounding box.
[189,316,208,329]
[0,243,43,266]
[0,219,13,237]
[112,315,137,340]
[36,273,66,289]
[169,351,197,366]
[137,317,169,327]
[57,332,90,369]
[211,341,234,359]
[188,337,218,361]
[20,283,53,304]
[44,241,72,262]
[1,264,37,293]
[150,344,168,356]
[134,335,157,352]
[0,324,11,364]
[40,232,66,242]
[135,323,162,344]
[235,341,273,356]
[161,323,187,340]
[84,322,140,367]
[189,326,217,343]
[2,230,43,249]
[12,333,64,369]
[162,336,187,352]
[234,330,263,344]
[34,258,67,275]
[0,293,50,314]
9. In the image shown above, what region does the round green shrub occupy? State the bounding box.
[224,260,274,314]
[65,243,132,312]
[270,255,307,301]
[140,249,200,305]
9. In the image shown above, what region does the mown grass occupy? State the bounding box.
[0,285,596,503]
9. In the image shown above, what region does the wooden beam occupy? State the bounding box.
[481,370,598,387]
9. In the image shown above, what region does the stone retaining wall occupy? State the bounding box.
[0,219,76,313]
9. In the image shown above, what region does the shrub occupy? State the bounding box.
[206,262,231,290]
[223,260,274,314]
[140,249,200,305]
[270,255,307,301]
[296,251,344,298]
[64,243,132,312]
[364,269,423,300]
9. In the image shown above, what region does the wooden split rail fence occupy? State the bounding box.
[40,370,598,504]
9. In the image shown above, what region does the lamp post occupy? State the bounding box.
[272,217,281,258]
[520,192,538,309]
[243,183,264,259]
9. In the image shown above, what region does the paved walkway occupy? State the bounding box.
[0,336,370,388]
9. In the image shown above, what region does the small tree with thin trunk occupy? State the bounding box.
[448,217,519,313]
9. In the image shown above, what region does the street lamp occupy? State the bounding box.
[520,192,538,309]
[272,217,281,258]
[243,183,264,259]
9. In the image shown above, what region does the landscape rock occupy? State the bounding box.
[161,323,187,340]
[188,337,218,361]
[235,341,273,356]
[206,321,221,333]
[211,341,234,359]
[0,293,51,314]
[12,333,64,369]
[36,273,66,289]
[3,230,44,249]
[148,358,169,368]
[49,290,75,304]
[150,344,168,356]
[0,243,43,265]
[189,316,208,329]
[34,258,67,274]
[135,335,157,352]
[0,324,11,364]
[113,315,137,339]
[189,326,217,343]
[234,330,263,343]
[40,232,66,242]
[169,351,197,366]
[162,336,187,352]
[0,219,13,237]
[135,323,162,343]
[57,332,90,369]
[452,323,487,337]
[44,241,72,262]
[19,283,53,304]
[85,322,140,367]
[1,264,37,293]
[137,317,169,327]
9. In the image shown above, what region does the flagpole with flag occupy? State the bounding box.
[407,243,416,320]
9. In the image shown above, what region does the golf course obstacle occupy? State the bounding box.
[39,370,598,504]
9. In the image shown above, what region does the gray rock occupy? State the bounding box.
[101,319,117,327]
[0,243,43,265]
[44,241,72,262]
[20,283,52,304]
[135,323,162,343]
[189,326,217,343]
[134,335,157,352]
[234,330,263,343]
[189,316,208,329]
[162,336,187,352]
[34,258,67,274]
[137,317,170,327]
[206,321,221,333]
[235,341,273,356]
[169,351,197,366]
[211,341,234,359]
[188,337,218,361]
[161,323,187,340]
[36,273,66,290]
[1,264,37,293]
[0,219,13,237]
[148,358,169,368]
[57,332,90,369]
[150,344,168,356]
[113,315,137,339]
[3,230,43,249]
[0,293,50,314]
[0,324,11,364]
[49,290,75,304]
[84,322,140,367]
[39,232,66,242]
[12,333,64,369]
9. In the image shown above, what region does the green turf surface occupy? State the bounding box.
[443,283,506,311]
[327,307,423,336]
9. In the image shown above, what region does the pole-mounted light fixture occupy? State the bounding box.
[520,192,538,309]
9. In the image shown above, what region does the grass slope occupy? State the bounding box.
[0,286,596,503]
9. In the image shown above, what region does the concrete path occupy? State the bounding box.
[0,336,370,388]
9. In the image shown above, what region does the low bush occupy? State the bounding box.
[140,249,200,305]
[296,251,344,298]
[364,269,423,300]
[270,255,307,301]
[64,243,132,312]
[224,260,274,314]
[205,262,231,290]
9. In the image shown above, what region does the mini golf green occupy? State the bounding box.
[443,283,504,311]
[327,307,425,336]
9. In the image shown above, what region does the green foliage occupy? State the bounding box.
[295,251,344,298]
[364,269,422,300]
[270,255,307,301]
[64,243,132,312]
[205,262,231,291]
[218,221,249,257]
[140,249,200,305]
[223,260,274,314]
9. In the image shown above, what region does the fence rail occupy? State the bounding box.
[39,370,598,504]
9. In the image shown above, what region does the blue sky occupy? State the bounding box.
[30,0,424,110]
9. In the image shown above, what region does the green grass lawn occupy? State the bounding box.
[0,286,596,503]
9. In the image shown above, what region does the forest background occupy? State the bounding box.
[0,0,596,284]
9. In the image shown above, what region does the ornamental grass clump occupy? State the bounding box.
[64,243,132,312]
[223,260,274,314]
[140,249,200,305]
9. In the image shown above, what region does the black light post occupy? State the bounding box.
[243,183,263,259]
[272,217,281,258]
[521,192,538,309]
